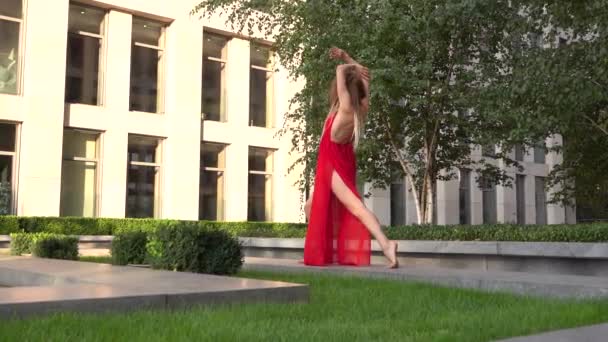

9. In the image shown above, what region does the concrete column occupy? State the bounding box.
[97,10,132,218]
[525,175,537,224]
[18,0,70,216]
[546,135,566,224]
[367,186,390,226]
[470,171,483,225]
[162,16,202,220]
[436,170,459,225]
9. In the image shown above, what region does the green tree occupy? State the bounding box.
[503,1,608,220]
[194,0,539,224]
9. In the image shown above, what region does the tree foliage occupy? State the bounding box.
[192,0,591,223]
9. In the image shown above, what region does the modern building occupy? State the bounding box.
[0,0,575,225]
[0,0,304,222]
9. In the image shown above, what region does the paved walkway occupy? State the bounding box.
[0,256,308,319]
[244,257,608,299]
[496,323,608,342]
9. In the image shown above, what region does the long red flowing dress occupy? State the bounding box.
[303,112,371,266]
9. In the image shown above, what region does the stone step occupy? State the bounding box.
[244,257,608,299]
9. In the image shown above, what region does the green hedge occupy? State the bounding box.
[0,216,307,237]
[111,231,148,265]
[145,224,243,275]
[10,233,78,260]
[110,223,243,275]
[31,235,78,260]
[4,216,608,242]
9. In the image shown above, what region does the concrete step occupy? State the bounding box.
[244,257,608,299]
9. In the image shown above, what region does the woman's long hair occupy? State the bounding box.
[328,66,367,148]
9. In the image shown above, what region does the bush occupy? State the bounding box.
[147,223,243,275]
[10,232,34,255]
[31,234,79,260]
[111,231,148,265]
[5,216,608,243]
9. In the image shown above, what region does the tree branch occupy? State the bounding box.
[584,114,608,137]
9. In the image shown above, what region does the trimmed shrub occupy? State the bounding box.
[31,234,79,260]
[10,232,34,255]
[111,231,148,265]
[0,216,20,235]
[5,216,608,243]
[146,223,243,275]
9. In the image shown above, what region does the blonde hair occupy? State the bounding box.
[328,66,368,148]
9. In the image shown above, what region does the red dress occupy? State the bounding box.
[303,112,371,266]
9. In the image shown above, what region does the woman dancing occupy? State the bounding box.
[303,47,399,268]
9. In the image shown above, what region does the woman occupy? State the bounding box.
[303,47,399,269]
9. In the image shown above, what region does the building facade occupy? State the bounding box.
[0,0,304,222]
[0,0,574,225]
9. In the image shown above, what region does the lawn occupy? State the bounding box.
[1,265,608,341]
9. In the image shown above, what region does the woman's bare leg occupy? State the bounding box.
[304,197,312,221]
[331,172,398,268]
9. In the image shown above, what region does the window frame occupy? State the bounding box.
[0,0,25,96]
[0,121,19,215]
[249,43,275,128]
[65,3,107,106]
[458,168,471,225]
[126,135,164,218]
[247,146,274,222]
[60,128,102,217]
[202,32,229,122]
[200,142,226,221]
[129,18,166,114]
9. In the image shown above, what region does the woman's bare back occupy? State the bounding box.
[330,110,355,144]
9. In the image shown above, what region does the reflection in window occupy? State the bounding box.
[130,18,165,113]
[480,177,497,224]
[200,143,226,220]
[202,33,228,121]
[248,147,273,221]
[516,174,526,224]
[0,123,16,215]
[0,0,23,95]
[126,135,162,218]
[535,176,547,224]
[65,4,106,105]
[459,169,471,225]
[249,44,274,127]
[60,130,99,217]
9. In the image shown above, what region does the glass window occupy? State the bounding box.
[200,143,225,220]
[60,130,99,217]
[516,174,526,224]
[459,169,471,225]
[249,44,274,127]
[534,141,546,164]
[390,182,406,226]
[202,33,228,122]
[0,123,16,215]
[481,177,497,224]
[535,176,547,224]
[130,18,165,113]
[248,147,273,221]
[0,0,23,95]
[65,4,105,105]
[514,144,525,162]
[126,135,162,218]
[482,144,495,158]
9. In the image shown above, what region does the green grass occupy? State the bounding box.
[1,270,608,342]
[78,255,112,264]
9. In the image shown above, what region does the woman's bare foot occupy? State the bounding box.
[384,241,399,269]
